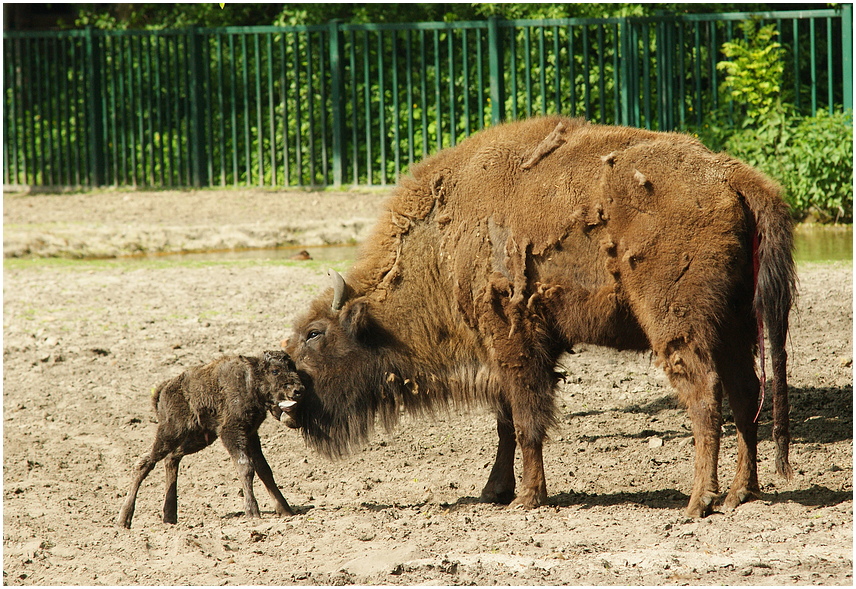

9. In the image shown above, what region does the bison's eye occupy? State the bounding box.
[270,369,280,375]
[306,329,323,341]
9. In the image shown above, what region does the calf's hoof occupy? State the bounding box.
[116,516,132,529]
[275,505,295,517]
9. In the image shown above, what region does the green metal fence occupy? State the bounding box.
[3,7,851,189]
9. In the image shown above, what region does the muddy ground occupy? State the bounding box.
[3,188,853,585]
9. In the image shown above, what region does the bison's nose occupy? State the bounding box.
[291,387,304,400]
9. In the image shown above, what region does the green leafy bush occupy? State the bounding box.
[725,108,853,223]
[716,21,785,122]
[688,19,854,223]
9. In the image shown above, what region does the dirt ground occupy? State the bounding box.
[3,188,853,585]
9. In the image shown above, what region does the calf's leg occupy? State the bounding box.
[245,432,294,516]
[162,433,211,525]
[220,428,262,518]
[117,435,176,528]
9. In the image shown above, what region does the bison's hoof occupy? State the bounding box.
[684,491,718,518]
[722,486,760,511]
[480,488,515,505]
[508,489,546,510]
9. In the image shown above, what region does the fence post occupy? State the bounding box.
[843,4,853,113]
[618,18,635,127]
[188,27,209,187]
[84,27,105,186]
[487,16,506,125]
[328,19,345,186]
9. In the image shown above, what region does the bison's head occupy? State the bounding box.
[283,270,397,456]
[255,350,306,428]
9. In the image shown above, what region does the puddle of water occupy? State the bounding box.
[138,243,360,263]
[794,225,852,262]
[134,225,851,264]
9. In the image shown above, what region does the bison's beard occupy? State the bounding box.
[294,355,490,458]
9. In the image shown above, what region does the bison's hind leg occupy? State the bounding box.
[658,340,724,518]
[719,347,762,510]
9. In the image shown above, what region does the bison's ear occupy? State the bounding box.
[340,299,372,340]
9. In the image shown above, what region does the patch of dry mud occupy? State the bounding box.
[3,189,852,585]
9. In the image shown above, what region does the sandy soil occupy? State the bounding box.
[3,188,853,585]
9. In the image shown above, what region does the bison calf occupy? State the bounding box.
[117,351,303,529]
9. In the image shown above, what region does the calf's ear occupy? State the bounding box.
[340,299,371,340]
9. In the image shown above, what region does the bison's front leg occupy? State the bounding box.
[480,403,517,504]
[489,387,551,509]
[509,431,547,509]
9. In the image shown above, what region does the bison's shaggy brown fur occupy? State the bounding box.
[285,116,796,518]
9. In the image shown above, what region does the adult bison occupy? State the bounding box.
[283,116,795,518]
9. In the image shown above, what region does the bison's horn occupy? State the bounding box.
[329,269,347,311]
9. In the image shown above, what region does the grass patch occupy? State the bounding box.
[4,256,353,273]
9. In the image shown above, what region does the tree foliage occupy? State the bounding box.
[67,3,786,30]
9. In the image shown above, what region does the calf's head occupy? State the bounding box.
[255,350,305,428]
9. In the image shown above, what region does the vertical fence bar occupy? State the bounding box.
[126,36,138,186]
[843,4,853,112]
[509,25,518,120]
[582,25,591,119]
[133,36,145,185]
[45,37,56,185]
[253,33,263,185]
[792,19,801,112]
[538,26,546,116]
[569,24,577,117]
[328,21,344,186]
[266,34,276,185]
[347,30,358,183]
[188,28,208,187]
[461,29,470,137]
[419,30,429,157]
[476,27,485,128]
[810,18,818,115]
[85,28,105,186]
[279,31,291,186]
[597,25,606,123]
[447,29,456,145]
[214,33,226,186]
[827,16,834,112]
[433,30,441,151]
[144,35,155,185]
[405,29,415,164]
[693,22,702,128]
[377,31,386,183]
[392,31,401,178]
[612,23,620,124]
[553,26,561,115]
[707,21,716,114]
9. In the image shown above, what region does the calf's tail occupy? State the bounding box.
[729,161,797,480]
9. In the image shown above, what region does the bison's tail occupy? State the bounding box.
[729,162,797,480]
